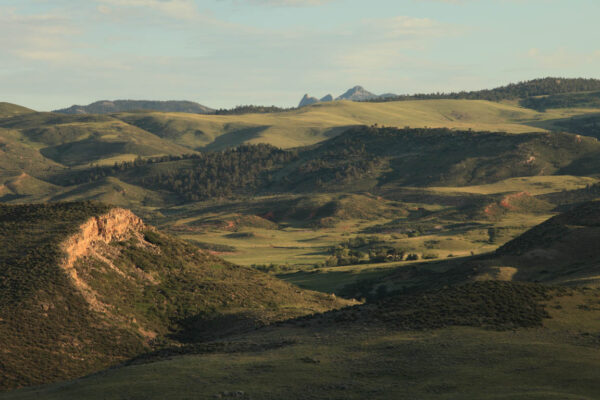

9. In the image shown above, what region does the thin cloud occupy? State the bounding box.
[234,0,335,6]
[96,0,201,20]
[0,7,80,63]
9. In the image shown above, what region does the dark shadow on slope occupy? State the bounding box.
[200,126,269,151]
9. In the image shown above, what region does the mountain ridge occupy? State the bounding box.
[53,100,214,115]
[298,85,387,107]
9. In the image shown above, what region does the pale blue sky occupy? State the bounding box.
[1,0,599,110]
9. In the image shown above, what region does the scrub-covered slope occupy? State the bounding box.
[0,202,351,390]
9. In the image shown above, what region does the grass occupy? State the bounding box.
[426,175,598,196]
[0,113,192,168]
[0,103,34,118]
[117,99,600,150]
[3,90,600,398]
[5,284,599,400]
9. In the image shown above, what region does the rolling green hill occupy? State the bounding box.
[45,126,600,208]
[0,113,193,167]
[1,93,600,182]
[0,202,351,390]
[0,103,34,118]
[115,98,596,151]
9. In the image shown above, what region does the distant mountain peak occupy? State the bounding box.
[298,94,320,107]
[336,86,378,101]
[298,86,392,107]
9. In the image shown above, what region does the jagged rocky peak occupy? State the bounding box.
[336,86,378,101]
[298,94,320,107]
[298,86,389,107]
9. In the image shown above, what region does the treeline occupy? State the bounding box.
[520,91,600,111]
[77,144,298,201]
[365,77,600,104]
[287,135,384,189]
[213,105,295,115]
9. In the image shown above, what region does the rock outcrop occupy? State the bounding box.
[61,208,148,270]
[298,94,320,107]
[59,208,154,313]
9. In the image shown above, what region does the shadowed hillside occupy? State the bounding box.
[0,202,351,390]
[4,279,600,400]
[491,200,600,284]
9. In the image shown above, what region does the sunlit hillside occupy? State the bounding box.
[117,99,600,150]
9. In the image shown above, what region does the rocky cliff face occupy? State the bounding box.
[61,208,148,270]
[60,208,155,314]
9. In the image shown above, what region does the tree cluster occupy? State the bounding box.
[213,105,294,115]
[324,236,409,267]
[75,144,297,202]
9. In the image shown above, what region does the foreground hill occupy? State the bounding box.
[0,202,351,390]
[4,280,599,399]
[53,100,214,115]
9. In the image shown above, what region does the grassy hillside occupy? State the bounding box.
[281,126,600,191]
[5,282,600,400]
[0,103,34,118]
[116,99,599,151]
[50,126,600,207]
[0,97,599,183]
[0,202,351,390]
[0,113,193,167]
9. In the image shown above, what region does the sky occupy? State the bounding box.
[2,0,600,111]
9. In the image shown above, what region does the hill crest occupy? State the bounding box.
[53,100,214,115]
